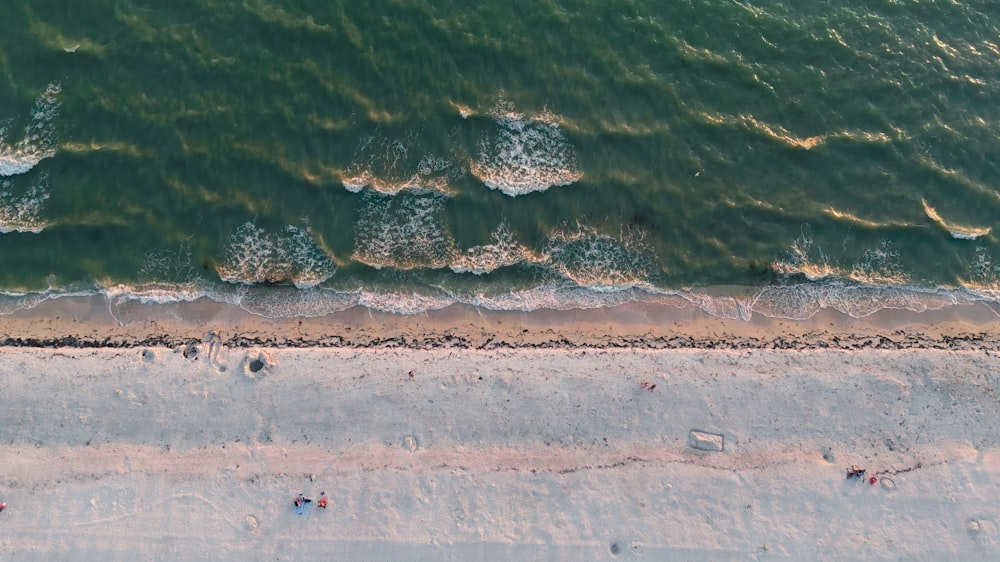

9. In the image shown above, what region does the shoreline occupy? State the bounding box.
[0,293,998,350]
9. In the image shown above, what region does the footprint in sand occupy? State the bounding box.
[243,350,274,379]
[967,518,996,545]
[402,434,420,451]
[204,331,228,372]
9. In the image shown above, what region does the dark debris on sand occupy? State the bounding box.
[0,332,998,352]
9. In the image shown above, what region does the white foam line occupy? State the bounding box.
[0,278,996,322]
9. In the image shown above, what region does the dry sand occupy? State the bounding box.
[1,297,1000,560]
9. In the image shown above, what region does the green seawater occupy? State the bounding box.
[1,0,999,317]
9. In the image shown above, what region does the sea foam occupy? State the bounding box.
[0,275,992,324]
[223,285,359,318]
[217,222,335,288]
[772,227,837,280]
[139,244,201,284]
[352,190,456,270]
[0,173,50,233]
[541,223,657,288]
[0,83,61,177]
[343,130,458,194]
[472,98,582,196]
[963,246,1000,295]
[0,290,56,315]
[451,220,531,274]
[848,240,908,286]
[749,283,966,320]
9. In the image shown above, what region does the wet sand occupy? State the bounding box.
[2,294,999,350]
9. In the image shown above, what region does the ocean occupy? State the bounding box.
[1,0,998,319]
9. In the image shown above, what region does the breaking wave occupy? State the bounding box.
[922,198,991,240]
[0,173,50,233]
[849,240,908,286]
[342,130,459,194]
[451,220,532,274]
[0,83,61,177]
[772,227,836,280]
[471,98,583,196]
[352,190,456,269]
[962,246,1000,296]
[772,227,909,286]
[541,223,658,288]
[217,222,335,288]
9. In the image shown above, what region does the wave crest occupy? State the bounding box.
[542,223,658,288]
[217,222,335,288]
[343,131,458,194]
[922,198,991,240]
[471,98,582,196]
[451,220,531,274]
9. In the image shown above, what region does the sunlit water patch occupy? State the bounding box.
[772,227,838,280]
[922,199,991,240]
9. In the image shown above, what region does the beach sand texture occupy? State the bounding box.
[1,298,999,560]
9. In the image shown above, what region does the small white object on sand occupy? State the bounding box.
[689,430,724,452]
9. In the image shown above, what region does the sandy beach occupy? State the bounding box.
[2,297,1000,560]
